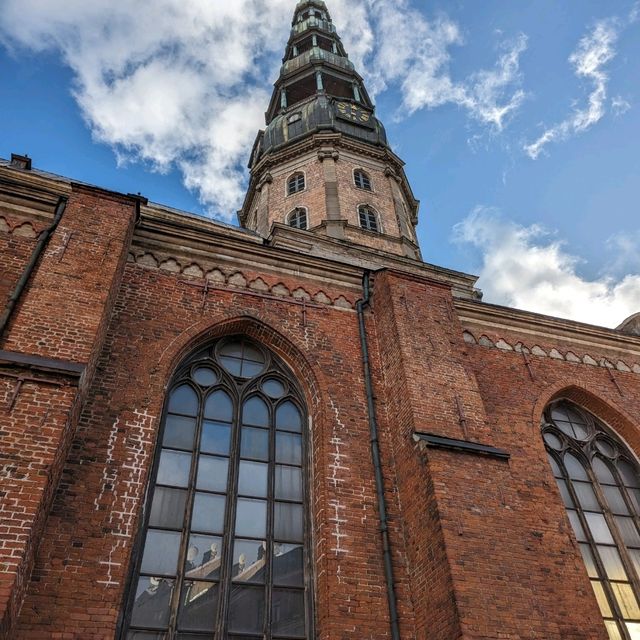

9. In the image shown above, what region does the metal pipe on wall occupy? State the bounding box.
[0,195,68,340]
[356,270,401,640]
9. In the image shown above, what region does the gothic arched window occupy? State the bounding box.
[287,173,305,196]
[354,169,372,191]
[543,399,640,640]
[358,205,379,233]
[122,337,311,639]
[287,208,308,231]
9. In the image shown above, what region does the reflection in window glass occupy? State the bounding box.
[543,399,640,638]
[124,336,308,638]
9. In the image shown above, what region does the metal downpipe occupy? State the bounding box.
[356,270,401,640]
[0,195,68,340]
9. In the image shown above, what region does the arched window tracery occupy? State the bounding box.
[122,337,311,640]
[543,399,640,640]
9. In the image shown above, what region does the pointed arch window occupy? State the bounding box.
[354,169,372,191]
[287,173,305,196]
[543,399,640,640]
[358,205,379,233]
[122,337,311,639]
[288,208,308,231]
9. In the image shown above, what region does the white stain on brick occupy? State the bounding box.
[96,409,155,588]
[328,397,348,555]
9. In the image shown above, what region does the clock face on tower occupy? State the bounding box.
[335,101,375,129]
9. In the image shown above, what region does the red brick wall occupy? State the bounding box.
[4,194,640,639]
[14,261,396,639]
[0,186,136,636]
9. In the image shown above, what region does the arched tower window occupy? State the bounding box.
[122,337,311,639]
[287,173,305,196]
[288,208,308,230]
[354,169,372,191]
[542,399,640,640]
[358,205,379,233]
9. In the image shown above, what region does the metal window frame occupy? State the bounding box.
[287,173,306,196]
[543,399,640,640]
[117,336,314,640]
[358,205,379,233]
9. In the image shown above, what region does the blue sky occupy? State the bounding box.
[1,0,639,327]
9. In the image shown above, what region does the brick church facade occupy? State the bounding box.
[1,1,640,639]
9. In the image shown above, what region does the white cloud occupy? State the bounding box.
[363,2,527,129]
[0,0,526,218]
[524,19,621,159]
[612,96,632,116]
[454,207,640,328]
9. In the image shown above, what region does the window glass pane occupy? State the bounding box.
[196,455,228,493]
[274,502,304,542]
[235,499,267,538]
[220,356,242,376]
[628,489,640,514]
[192,367,217,387]
[126,632,166,640]
[157,450,192,488]
[149,487,187,530]
[272,589,305,636]
[556,478,575,507]
[273,543,304,587]
[593,457,617,485]
[619,461,640,488]
[625,623,640,638]
[241,427,269,461]
[130,577,174,630]
[263,379,285,399]
[163,415,197,451]
[573,481,601,512]
[200,422,231,456]
[605,621,624,640]
[238,461,268,498]
[168,385,199,417]
[591,580,613,617]
[228,586,265,634]
[597,546,628,581]
[629,549,640,577]
[243,344,264,363]
[548,454,562,478]
[585,513,615,544]
[232,539,267,583]
[615,517,640,546]
[543,432,562,450]
[141,530,181,576]
[564,454,589,481]
[177,581,219,632]
[568,510,587,542]
[276,402,302,433]
[243,397,269,427]
[603,486,630,515]
[579,543,599,578]
[185,535,223,580]
[204,390,233,422]
[596,439,616,458]
[219,342,243,358]
[242,361,265,378]
[276,465,303,502]
[611,583,640,619]
[192,493,226,534]
[276,433,302,466]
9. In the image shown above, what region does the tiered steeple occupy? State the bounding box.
[239,0,421,260]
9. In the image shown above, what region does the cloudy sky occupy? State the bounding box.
[1,0,639,328]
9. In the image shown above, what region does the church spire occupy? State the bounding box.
[239,1,421,260]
